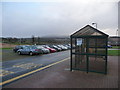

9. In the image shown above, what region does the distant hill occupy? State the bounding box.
[1,36,70,45]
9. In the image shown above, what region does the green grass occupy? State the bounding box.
[0,47,13,49]
[108,50,120,56]
[112,46,120,49]
[1,49,31,61]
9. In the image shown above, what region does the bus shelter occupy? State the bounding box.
[70,25,108,74]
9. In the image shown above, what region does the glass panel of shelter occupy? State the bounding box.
[72,38,87,71]
[71,38,75,53]
[88,38,106,73]
[72,37,107,73]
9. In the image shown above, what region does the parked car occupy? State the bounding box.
[49,45,62,51]
[17,45,41,56]
[43,45,56,53]
[67,44,71,49]
[108,45,112,48]
[36,45,50,54]
[63,44,71,49]
[57,45,68,50]
[13,45,29,53]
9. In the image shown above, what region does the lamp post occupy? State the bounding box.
[116,29,118,46]
[92,23,97,35]
[116,29,118,36]
[92,22,97,29]
[92,22,97,61]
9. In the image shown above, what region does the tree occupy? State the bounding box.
[37,36,40,45]
[32,35,35,45]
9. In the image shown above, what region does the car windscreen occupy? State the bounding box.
[45,46,50,48]
[37,46,44,49]
[26,46,37,49]
[53,46,58,48]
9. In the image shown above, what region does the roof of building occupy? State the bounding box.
[71,25,109,37]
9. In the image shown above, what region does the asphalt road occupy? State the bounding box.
[0,50,70,86]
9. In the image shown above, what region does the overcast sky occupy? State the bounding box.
[1,0,119,38]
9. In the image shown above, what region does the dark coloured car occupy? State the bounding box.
[13,45,28,53]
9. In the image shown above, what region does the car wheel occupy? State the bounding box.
[18,51,21,55]
[29,52,33,56]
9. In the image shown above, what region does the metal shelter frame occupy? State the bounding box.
[70,25,109,74]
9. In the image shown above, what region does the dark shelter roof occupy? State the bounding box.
[71,25,109,37]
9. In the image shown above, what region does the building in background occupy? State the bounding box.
[108,36,120,46]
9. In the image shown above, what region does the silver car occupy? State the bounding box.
[17,45,41,56]
[57,45,68,50]
[36,45,50,54]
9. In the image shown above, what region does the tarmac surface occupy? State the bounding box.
[2,56,118,88]
[1,50,69,85]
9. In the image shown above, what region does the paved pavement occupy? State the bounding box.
[2,56,118,88]
[1,50,70,85]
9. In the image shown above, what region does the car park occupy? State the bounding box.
[13,44,69,56]
[17,45,41,56]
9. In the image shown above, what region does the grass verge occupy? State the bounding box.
[108,50,120,56]
[111,46,120,49]
[0,48,13,49]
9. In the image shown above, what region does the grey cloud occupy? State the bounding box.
[2,1,118,37]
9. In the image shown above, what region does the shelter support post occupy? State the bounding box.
[70,37,72,71]
[105,38,108,74]
[86,38,89,73]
